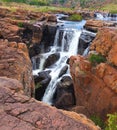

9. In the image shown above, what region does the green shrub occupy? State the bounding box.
[68,14,82,21]
[105,113,117,130]
[90,115,106,129]
[110,10,117,14]
[89,53,106,65]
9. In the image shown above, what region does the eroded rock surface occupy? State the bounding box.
[0,39,34,96]
[69,28,117,119]
[84,19,115,32]
[0,7,57,57]
[90,27,117,66]
[0,77,100,130]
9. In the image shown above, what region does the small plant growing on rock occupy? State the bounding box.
[105,113,117,130]
[68,14,82,21]
[18,22,23,27]
[35,83,42,89]
[88,53,106,65]
[90,115,106,129]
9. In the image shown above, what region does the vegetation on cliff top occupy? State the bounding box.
[1,0,49,6]
[88,53,106,66]
[68,14,82,21]
[0,0,117,13]
[1,0,117,8]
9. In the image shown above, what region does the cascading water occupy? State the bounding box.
[42,19,86,105]
[42,29,82,104]
[32,15,86,105]
[95,12,117,22]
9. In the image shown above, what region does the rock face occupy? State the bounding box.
[78,30,96,55]
[84,20,115,32]
[0,7,57,58]
[0,39,34,97]
[70,27,117,120]
[0,77,100,130]
[90,27,117,66]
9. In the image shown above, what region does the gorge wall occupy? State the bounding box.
[70,27,117,119]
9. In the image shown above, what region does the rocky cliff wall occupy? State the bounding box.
[0,39,34,97]
[70,27,117,119]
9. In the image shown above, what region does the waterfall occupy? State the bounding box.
[95,12,117,21]
[32,17,86,105]
[68,30,81,55]
[42,27,82,105]
[83,46,90,56]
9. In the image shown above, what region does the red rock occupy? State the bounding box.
[91,27,117,66]
[0,40,34,97]
[84,20,115,32]
[70,55,117,119]
[0,77,100,130]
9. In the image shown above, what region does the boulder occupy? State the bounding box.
[53,76,75,109]
[0,39,34,97]
[58,65,68,77]
[44,53,60,69]
[70,55,117,119]
[34,70,51,100]
[0,77,100,130]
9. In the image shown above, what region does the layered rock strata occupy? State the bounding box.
[0,77,100,130]
[90,27,117,66]
[84,20,116,32]
[0,7,57,57]
[70,27,117,119]
[0,40,34,97]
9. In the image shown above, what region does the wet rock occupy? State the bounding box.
[29,44,43,58]
[78,31,96,55]
[53,76,76,109]
[23,22,43,44]
[34,70,51,85]
[31,55,41,70]
[44,53,60,69]
[41,23,57,49]
[0,77,100,130]
[34,70,51,100]
[58,65,68,77]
